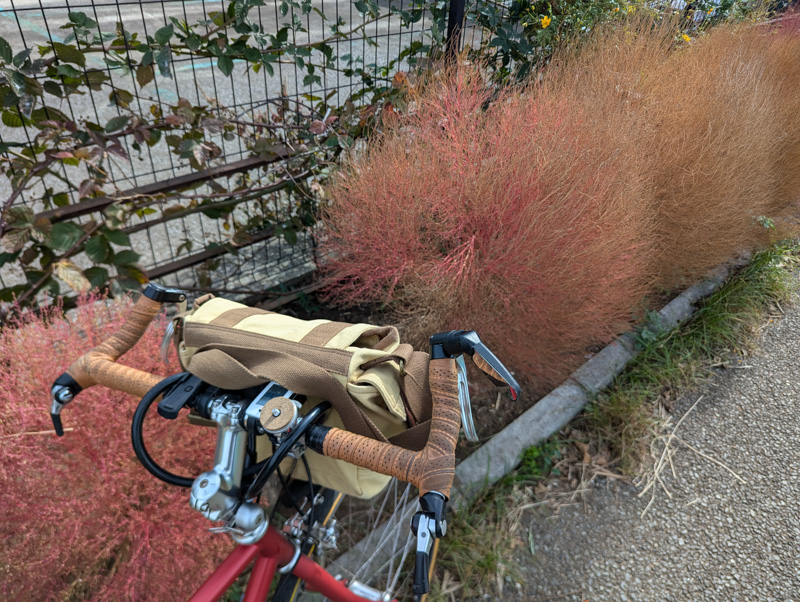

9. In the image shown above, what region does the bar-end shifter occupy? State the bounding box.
[50,373,83,436]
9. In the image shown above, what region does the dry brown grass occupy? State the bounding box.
[643,23,795,287]
[765,13,800,217]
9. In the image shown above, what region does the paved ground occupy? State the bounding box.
[512,291,800,600]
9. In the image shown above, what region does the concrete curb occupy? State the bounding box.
[451,264,734,507]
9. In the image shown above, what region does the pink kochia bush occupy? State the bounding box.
[0,296,232,600]
[322,68,653,384]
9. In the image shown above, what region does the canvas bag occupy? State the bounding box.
[173,295,432,499]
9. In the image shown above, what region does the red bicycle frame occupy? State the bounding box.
[190,524,395,602]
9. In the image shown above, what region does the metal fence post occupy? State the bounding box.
[445,0,467,62]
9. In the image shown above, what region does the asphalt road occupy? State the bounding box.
[511,285,800,600]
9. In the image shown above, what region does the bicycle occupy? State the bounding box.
[49,283,520,601]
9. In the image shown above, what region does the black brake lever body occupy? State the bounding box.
[429,330,521,400]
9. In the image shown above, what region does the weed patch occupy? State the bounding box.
[582,242,799,473]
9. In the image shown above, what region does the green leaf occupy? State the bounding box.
[68,11,88,27]
[283,227,298,245]
[117,264,148,285]
[85,234,112,263]
[155,24,174,46]
[136,63,155,88]
[43,80,62,97]
[109,89,133,107]
[0,251,20,268]
[30,106,70,124]
[0,37,11,64]
[53,42,86,67]
[112,249,140,266]
[1,110,23,127]
[3,89,19,108]
[105,115,130,132]
[217,55,234,76]
[155,47,171,77]
[7,206,34,227]
[56,64,82,78]
[186,34,202,51]
[85,69,109,90]
[48,222,84,251]
[0,284,27,303]
[354,0,369,13]
[103,229,131,246]
[13,49,31,68]
[262,61,274,76]
[83,266,109,290]
[52,192,69,207]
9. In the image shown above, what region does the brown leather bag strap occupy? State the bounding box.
[185,324,353,375]
[357,343,426,427]
[299,321,350,346]
[210,307,271,328]
[403,351,433,423]
[186,347,389,442]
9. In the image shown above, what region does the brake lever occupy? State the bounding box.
[50,373,83,436]
[430,330,521,400]
[471,340,520,401]
[410,492,447,600]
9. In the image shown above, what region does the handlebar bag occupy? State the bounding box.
[172,294,432,499]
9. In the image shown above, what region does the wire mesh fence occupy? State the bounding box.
[0,0,476,304]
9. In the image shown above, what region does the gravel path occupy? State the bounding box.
[512,296,800,600]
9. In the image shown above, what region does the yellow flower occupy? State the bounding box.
[682,33,691,42]
[541,15,552,28]
[614,6,620,11]
[707,7,714,13]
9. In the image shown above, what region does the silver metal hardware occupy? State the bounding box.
[277,540,303,575]
[456,354,478,442]
[234,502,265,531]
[160,320,175,366]
[209,524,245,537]
[50,385,74,418]
[347,580,389,601]
[230,502,269,545]
[272,408,281,417]
[190,397,248,524]
[55,387,73,403]
[311,518,338,553]
[282,514,307,540]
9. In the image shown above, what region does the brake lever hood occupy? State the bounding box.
[429,330,521,400]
